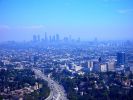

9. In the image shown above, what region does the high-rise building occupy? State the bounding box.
[33,35,37,42]
[100,64,107,72]
[93,60,100,72]
[37,35,40,42]
[56,34,60,41]
[45,32,48,41]
[49,35,52,42]
[117,52,125,65]
[107,61,115,72]
[52,35,56,42]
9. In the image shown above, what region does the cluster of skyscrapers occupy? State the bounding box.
[33,33,60,42]
[32,33,80,43]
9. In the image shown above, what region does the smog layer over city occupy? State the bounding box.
[0,0,133,100]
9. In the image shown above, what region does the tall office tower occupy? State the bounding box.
[33,35,37,42]
[117,52,125,65]
[45,32,48,41]
[93,60,100,72]
[37,35,40,42]
[56,34,60,41]
[49,35,52,42]
[52,35,56,42]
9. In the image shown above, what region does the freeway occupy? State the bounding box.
[32,68,68,100]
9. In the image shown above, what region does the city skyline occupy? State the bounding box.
[0,0,133,42]
[1,0,133,99]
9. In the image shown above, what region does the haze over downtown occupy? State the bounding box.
[0,0,133,42]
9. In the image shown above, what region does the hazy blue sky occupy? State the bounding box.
[0,0,133,41]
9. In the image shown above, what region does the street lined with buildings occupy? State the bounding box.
[32,68,68,100]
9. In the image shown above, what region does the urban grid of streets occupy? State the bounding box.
[32,68,68,100]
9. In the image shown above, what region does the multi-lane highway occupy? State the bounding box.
[32,68,68,100]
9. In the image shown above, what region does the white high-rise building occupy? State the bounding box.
[100,64,107,72]
[107,61,115,72]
